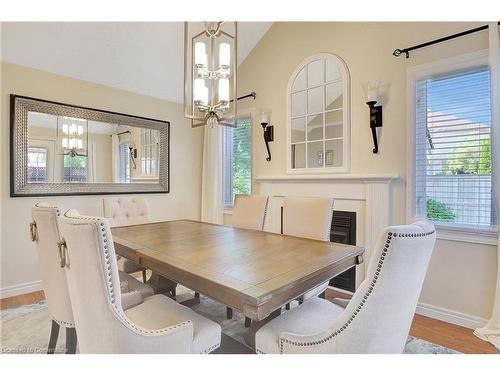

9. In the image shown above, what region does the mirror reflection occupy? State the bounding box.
[27,112,160,184]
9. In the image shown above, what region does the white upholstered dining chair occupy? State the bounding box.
[255,220,436,354]
[226,194,269,322]
[30,203,154,354]
[58,209,221,353]
[103,197,177,296]
[231,194,269,231]
[282,196,334,302]
[103,197,149,281]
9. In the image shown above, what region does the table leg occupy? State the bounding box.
[243,308,282,350]
[147,273,177,296]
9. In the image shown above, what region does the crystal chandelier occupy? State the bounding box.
[184,22,237,127]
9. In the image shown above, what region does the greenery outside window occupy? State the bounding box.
[414,64,495,229]
[223,117,252,207]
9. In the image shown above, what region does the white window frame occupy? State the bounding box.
[286,53,351,174]
[223,109,256,212]
[407,49,497,245]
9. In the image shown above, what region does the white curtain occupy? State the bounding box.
[201,125,224,224]
[111,134,120,183]
[474,22,500,350]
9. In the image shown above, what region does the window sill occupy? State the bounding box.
[435,224,498,246]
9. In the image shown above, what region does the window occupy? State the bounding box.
[119,143,130,183]
[413,62,495,229]
[287,53,350,173]
[64,155,87,182]
[140,128,159,176]
[27,147,47,183]
[223,117,252,206]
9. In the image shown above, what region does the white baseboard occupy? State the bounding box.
[416,302,488,329]
[0,280,43,299]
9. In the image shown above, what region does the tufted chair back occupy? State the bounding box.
[58,210,193,353]
[231,195,269,231]
[279,220,436,353]
[31,203,74,327]
[282,197,334,241]
[103,197,150,227]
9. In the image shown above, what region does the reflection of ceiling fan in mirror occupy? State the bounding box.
[57,116,88,158]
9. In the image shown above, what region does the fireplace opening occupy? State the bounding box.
[280,207,357,293]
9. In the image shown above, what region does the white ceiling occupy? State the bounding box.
[1,22,272,103]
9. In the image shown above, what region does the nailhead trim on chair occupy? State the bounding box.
[200,342,221,354]
[275,229,436,354]
[63,213,192,337]
[53,318,75,328]
[261,197,270,231]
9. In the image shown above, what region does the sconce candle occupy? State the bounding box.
[364,81,383,154]
[260,110,274,162]
[260,111,271,125]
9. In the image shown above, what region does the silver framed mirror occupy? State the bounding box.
[10,95,170,197]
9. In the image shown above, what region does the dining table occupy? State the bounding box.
[111,219,365,348]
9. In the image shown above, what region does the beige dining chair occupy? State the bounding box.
[30,203,154,354]
[103,197,149,281]
[231,194,269,231]
[103,197,177,296]
[282,196,335,303]
[255,220,436,354]
[58,209,221,353]
[227,194,269,323]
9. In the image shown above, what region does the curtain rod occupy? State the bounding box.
[393,22,500,59]
[230,92,256,103]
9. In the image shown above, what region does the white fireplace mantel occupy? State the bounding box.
[253,173,399,286]
[254,174,399,183]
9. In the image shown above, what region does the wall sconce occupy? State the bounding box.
[260,110,274,162]
[364,81,383,154]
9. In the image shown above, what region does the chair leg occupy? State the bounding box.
[285,303,290,310]
[226,307,233,319]
[142,269,147,283]
[65,327,77,354]
[47,320,60,354]
[244,317,251,328]
[194,292,200,299]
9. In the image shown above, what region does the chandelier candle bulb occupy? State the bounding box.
[219,78,229,103]
[194,42,207,67]
[194,78,207,104]
[219,43,230,68]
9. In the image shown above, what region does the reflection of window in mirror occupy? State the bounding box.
[119,143,130,182]
[27,147,48,183]
[63,155,87,182]
[287,53,350,173]
[140,128,159,177]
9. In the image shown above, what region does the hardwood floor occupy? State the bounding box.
[1,289,498,354]
[0,290,45,310]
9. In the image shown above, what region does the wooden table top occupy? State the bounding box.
[112,220,364,321]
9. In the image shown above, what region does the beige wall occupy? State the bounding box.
[0,62,203,294]
[236,22,497,322]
